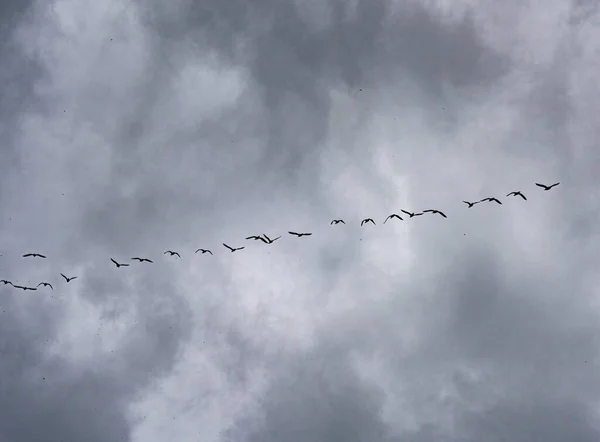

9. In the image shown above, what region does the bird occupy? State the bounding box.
[423,209,447,218]
[60,273,77,283]
[384,214,403,223]
[246,235,268,243]
[463,200,478,208]
[131,257,153,263]
[361,218,376,226]
[37,282,53,290]
[1,279,12,286]
[23,253,46,258]
[263,234,281,244]
[330,219,345,225]
[223,243,244,252]
[480,197,502,205]
[195,248,213,255]
[110,258,129,268]
[288,231,312,237]
[13,285,37,291]
[164,250,181,258]
[535,182,560,191]
[401,210,424,218]
[506,191,527,200]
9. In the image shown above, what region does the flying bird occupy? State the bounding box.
[535,182,560,191]
[288,231,312,237]
[506,191,527,200]
[480,197,502,205]
[423,209,447,218]
[1,279,12,286]
[164,250,181,258]
[37,282,53,290]
[330,219,345,225]
[384,214,403,224]
[463,200,478,208]
[110,258,129,268]
[60,273,77,283]
[246,235,268,243]
[401,210,424,218]
[131,257,153,263]
[13,285,37,291]
[23,253,46,258]
[263,234,281,244]
[195,249,213,255]
[361,218,376,226]
[223,243,244,252]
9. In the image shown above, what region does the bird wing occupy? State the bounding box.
[223,243,233,250]
[195,249,201,253]
[521,194,527,200]
[71,277,78,281]
[263,234,271,242]
[23,254,31,257]
[535,183,546,188]
[111,258,117,265]
[288,231,299,236]
[401,210,411,215]
[440,212,447,217]
[60,273,67,281]
[304,233,312,236]
[208,250,213,255]
[552,182,560,187]
[175,253,181,257]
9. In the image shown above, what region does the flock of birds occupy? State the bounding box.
[0,182,560,291]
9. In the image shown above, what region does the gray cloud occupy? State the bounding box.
[1,0,600,441]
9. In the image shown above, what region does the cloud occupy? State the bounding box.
[1,0,600,440]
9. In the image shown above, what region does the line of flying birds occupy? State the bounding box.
[0,182,560,291]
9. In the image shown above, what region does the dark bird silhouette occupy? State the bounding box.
[246,235,268,243]
[288,231,312,237]
[37,282,53,290]
[1,279,12,286]
[195,249,213,255]
[13,285,37,291]
[164,250,181,258]
[423,209,447,218]
[463,200,478,208]
[507,191,527,200]
[60,273,77,283]
[535,182,560,191]
[384,214,403,224]
[361,218,376,226]
[263,234,281,244]
[480,197,502,205]
[401,210,424,218]
[330,219,345,225]
[131,257,153,263]
[110,258,129,268]
[223,243,244,252]
[23,253,46,258]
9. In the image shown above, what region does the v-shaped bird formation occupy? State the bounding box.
[0,182,560,291]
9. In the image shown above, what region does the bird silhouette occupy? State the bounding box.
[37,282,53,290]
[463,200,478,208]
[1,279,12,286]
[60,273,77,283]
[164,250,181,258]
[423,209,447,218]
[110,258,129,268]
[480,197,502,205]
[246,235,268,243]
[330,219,345,225]
[383,214,403,223]
[401,210,424,218]
[195,249,213,255]
[263,234,281,244]
[288,231,312,237]
[361,218,376,226]
[223,243,244,252]
[13,285,37,291]
[23,253,46,258]
[507,191,527,200]
[131,257,153,263]
[535,182,560,191]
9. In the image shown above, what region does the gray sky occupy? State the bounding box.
[1,0,600,441]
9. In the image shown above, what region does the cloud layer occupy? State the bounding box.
[1,0,600,441]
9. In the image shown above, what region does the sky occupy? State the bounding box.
[1,0,600,441]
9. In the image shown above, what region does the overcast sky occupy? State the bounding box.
[1,0,600,441]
